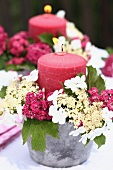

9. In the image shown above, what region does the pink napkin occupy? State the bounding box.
[0,124,21,150]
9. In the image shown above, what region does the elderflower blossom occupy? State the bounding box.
[57,90,103,132]
[0,74,39,116]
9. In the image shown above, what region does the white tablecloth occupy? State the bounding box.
[1,46,113,170]
[0,128,113,170]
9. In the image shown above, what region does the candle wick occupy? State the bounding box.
[61,44,64,52]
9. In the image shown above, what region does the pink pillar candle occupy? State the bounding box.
[38,52,86,94]
[29,14,67,40]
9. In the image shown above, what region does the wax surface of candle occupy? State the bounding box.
[29,14,66,40]
[38,53,86,94]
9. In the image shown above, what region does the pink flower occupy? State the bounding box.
[36,91,45,100]
[88,87,98,95]
[22,105,34,119]
[8,34,29,57]
[81,35,90,49]
[0,25,8,55]
[25,92,37,105]
[22,90,52,121]
[102,54,113,77]
[89,94,100,102]
[100,90,109,101]
[26,42,52,64]
[6,57,26,65]
[108,89,113,95]
[14,31,29,39]
[107,100,113,111]
[78,120,83,128]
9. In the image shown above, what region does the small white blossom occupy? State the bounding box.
[16,105,27,121]
[102,107,113,129]
[79,126,107,145]
[70,39,82,50]
[79,133,89,145]
[49,105,66,124]
[66,22,84,39]
[85,42,92,51]
[23,69,38,82]
[56,10,66,18]
[0,70,18,89]
[53,36,66,52]
[48,89,63,105]
[64,75,87,91]
[69,126,86,136]
[88,127,105,140]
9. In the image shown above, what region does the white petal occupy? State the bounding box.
[71,39,81,50]
[85,42,92,51]
[56,10,66,18]
[58,36,66,44]
[79,134,88,145]
[69,126,86,136]
[23,69,38,82]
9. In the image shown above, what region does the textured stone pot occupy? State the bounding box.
[27,123,92,168]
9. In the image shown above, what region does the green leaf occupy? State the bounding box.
[86,66,106,93]
[0,86,7,98]
[106,47,113,55]
[22,118,59,152]
[27,38,36,44]
[58,32,63,37]
[5,62,36,72]
[85,138,90,146]
[94,134,106,148]
[77,73,84,77]
[0,54,9,70]
[38,33,54,47]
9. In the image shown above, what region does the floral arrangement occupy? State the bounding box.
[0,66,113,152]
[0,17,91,72]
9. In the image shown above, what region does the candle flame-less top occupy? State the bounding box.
[44,5,52,14]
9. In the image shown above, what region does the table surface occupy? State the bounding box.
[1,46,113,170]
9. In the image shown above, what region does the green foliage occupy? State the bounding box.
[86,66,106,93]
[106,47,113,55]
[0,53,9,70]
[85,138,90,146]
[76,73,84,77]
[5,62,36,72]
[0,86,7,98]
[38,33,54,47]
[94,134,106,148]
[0,51,36,71]
[22,118,59,152]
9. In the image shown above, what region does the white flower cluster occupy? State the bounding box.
[0,70,39,125]
[48,75,113,145]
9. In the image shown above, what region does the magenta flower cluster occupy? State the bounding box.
[22,91,52,121]
[8,32,29,57]
[88,87,113,111]
[26,42,52,64]
[0,25,8,55]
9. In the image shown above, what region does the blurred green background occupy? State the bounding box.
[0,0,112,48]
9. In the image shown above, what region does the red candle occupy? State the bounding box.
[29,14,66,40]
[38,52,86,94]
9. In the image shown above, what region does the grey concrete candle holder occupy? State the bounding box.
[27,123,92,168]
